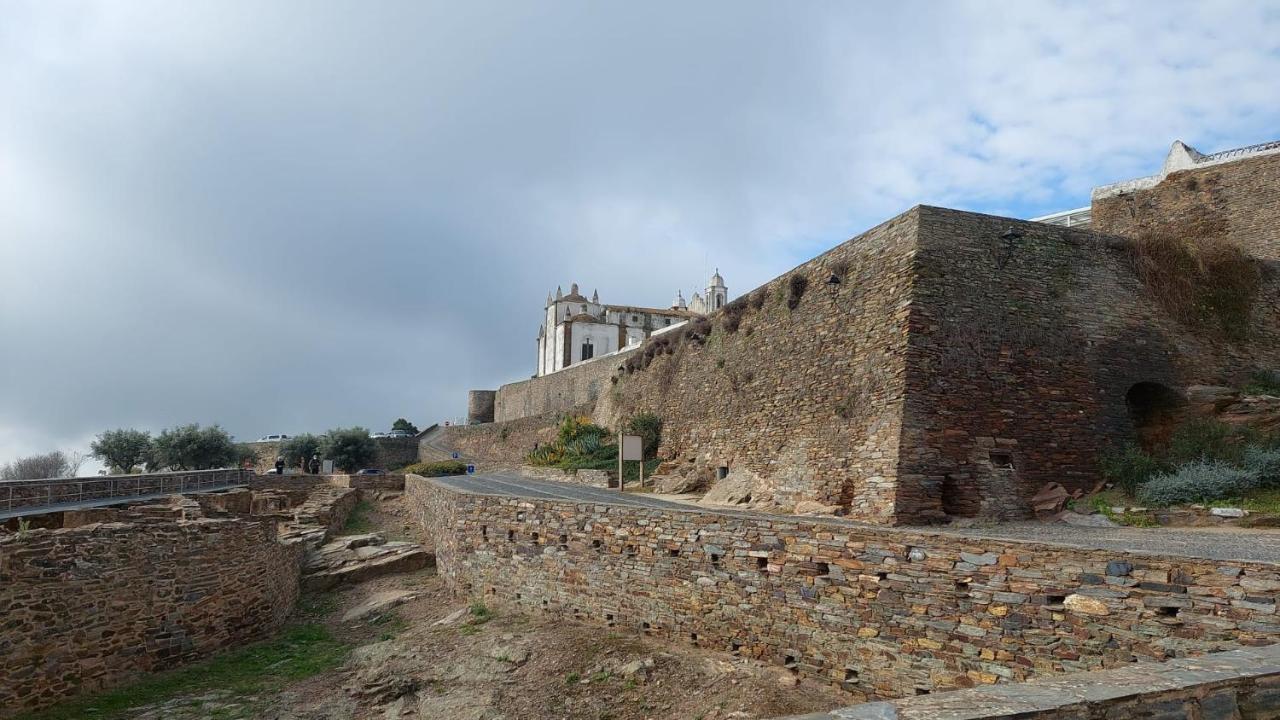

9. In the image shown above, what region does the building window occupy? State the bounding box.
[631,314,638,322]
[581,340,594,361]
[664,319,671,326]
[716,297,724,309]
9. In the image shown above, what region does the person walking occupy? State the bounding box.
[308,454,321,475]
[274,456,285,475]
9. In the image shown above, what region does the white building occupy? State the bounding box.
[535,271,730,377]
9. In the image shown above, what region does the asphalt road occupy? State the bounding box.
[432,472,693,510]
[429,472,1280,564]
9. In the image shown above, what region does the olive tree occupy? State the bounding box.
[281,433,323,468]
[151,424,239,470]
[91,429,153,474]
[321,427,377,472]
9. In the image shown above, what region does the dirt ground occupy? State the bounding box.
[125,493,852,720]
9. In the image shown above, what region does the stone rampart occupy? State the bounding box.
[1092,148,1280,261]
[407,475,1280,701]
[0,518,302,717]
[329,473,406,491]
[427,413,564,468]
[786,644,1280,719]
[495,345,641,422]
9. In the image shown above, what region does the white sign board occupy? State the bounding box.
[321,459,334,475]
[621,435,644,461]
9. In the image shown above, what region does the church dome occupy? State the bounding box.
[709,268,725,287]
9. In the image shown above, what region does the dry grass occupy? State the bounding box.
[1129,219,1261,341]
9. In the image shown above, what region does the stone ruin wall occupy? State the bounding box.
[0,517,303,717]
[408,475,1280,702]
[794,644,1280,719]
[1092,149,1280,262]
[596,211,919,521]
[897,207,1280,522]
[495,344,641,423]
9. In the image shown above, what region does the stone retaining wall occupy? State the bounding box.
[518,465,613,487]
[427,413,564,468]
[786,643,1280,719]
[0,518,302,717]
[329,473,406,491]
[407,475,1280,701]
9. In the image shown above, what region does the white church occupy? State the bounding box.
[536,270,729,377]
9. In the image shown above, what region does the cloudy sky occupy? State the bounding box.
[2,1,1278,469]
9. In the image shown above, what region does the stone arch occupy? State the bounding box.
[1125,381,1186,451]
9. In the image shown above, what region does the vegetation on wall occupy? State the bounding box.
[280,434,322,468]
[786,273,809,310]
[1245,370,1280,396]
[1128,217,1262,341]
[525,414,664,480]
[1100,416,1279,507]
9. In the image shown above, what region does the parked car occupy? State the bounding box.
[356,468,386,475]
[386,429,414,438]
[258,434,290,442]
[371,432,390,439]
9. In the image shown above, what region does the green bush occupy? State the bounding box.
[401,460,468,477]
[1138,460,1260,507]
[627,412,663,458]
[1245,370,1280,396]
[1099,444,1169,496]
[1167,418,1259,465]
[1242,446,1280,489]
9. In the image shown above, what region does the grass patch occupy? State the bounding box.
[1210,488,1280,515]
[342,500,375,534]
[371,612,409,642]
[1244,370,1280,396]
[17,624,350,720]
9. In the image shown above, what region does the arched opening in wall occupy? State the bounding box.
[1125,382,1186,452]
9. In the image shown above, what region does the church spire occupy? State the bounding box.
[555,285,563,300]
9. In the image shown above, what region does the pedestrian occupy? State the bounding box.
[274,456,284,475]
[309,454,321,475]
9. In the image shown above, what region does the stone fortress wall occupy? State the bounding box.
[407,475,1280,701]
[464,141,1280,525]
[0,517,303,717]
[494,344,642,423]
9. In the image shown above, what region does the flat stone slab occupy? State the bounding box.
[341,590,420,622]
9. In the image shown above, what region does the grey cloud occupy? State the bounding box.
[2,0,1279,465]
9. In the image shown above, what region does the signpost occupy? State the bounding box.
[620,434,644,491]
[466,464,476,475]
[451,452,460,460]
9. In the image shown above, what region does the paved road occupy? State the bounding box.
[430,472,1280,564]
[432,472,694,510]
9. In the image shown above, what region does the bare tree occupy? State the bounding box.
[0,451,74,480]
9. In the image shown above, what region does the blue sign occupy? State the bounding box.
[466,464,476,475]
[451,452,460,460]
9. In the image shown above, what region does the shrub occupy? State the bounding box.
[1099,444,1169,496]
[787,274,809,310]
[627,412,663,458]
[1243,446,1280,489]
[1167,418,1259,465]
[1129,227,1261,341]
[401,460,468,477]
[1138,460,1260,506]
[321,427,377,472]
[749,288,767,310]
[1244,370,1280,396]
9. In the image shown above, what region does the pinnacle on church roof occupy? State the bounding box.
[591,289,599,303]
[556,285,563,300]
[710,268,725,286]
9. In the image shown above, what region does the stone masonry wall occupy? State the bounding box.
[427,412,565,469]
[788,644,1280,719]
[598,210,919,521]
[495,346,642,422]
[899,207,1280,522]
[1092,149,1280,261]
[407,476,1280,702]
[0,518,302,717]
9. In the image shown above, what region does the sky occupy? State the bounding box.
[2,1,1279,471]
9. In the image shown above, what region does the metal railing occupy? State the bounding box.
[1201,139,1280,163]
[1,468,253,519]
